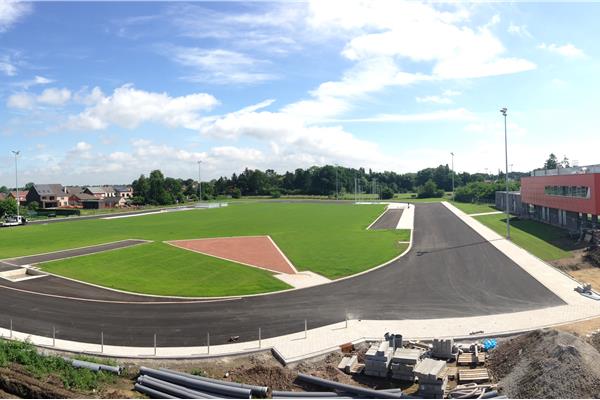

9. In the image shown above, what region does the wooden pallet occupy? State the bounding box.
[458,368,489,383]
[457,352,485,366]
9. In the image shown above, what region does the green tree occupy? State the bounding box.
[381,187,394,199]
[0,186,8,194]
[0,198,18,217]
[27,201,39,211]
[560,156,570,168]
[544,153,558,169]
[417,179,444,198]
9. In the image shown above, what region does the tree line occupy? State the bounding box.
[129,164,529,205]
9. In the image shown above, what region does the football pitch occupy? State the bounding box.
[0,203,410,297]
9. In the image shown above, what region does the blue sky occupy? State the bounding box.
[1,0,599,186]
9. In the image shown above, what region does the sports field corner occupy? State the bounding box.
[3,202,412,297]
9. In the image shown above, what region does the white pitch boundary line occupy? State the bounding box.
[165,236,297,275]
[266,235,298,273]
[0,239,151,263]
[365,205,391,230]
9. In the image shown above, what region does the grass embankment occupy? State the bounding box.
[449,201,497,215]
[1,203,409,296]
[475,213,572,261]
[0,339,116,391]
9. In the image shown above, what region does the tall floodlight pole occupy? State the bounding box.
[197,160,202,201]
[450,152,455,200]
[335,164,339,201]
[12,151,20,218]
[500,107,510,239]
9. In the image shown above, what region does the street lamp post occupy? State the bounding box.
[335,165,339,201]
[450,152,455,200]
[197,160,202,201]
[500,107,510,239]
[11,151,20,218]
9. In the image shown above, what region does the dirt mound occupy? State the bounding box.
[0,365,78,398]
[488,329,600,398]
[229,363,297,390]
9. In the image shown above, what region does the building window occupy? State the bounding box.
[544,185,590,198]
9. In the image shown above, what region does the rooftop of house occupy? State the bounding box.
[113,185,132,192]
[33,184,65,196]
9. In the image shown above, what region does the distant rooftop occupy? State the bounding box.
[531,164,600,177]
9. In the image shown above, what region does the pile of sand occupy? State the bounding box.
[487,329,600,398]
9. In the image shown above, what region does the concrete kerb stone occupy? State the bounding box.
[6,302,600,364]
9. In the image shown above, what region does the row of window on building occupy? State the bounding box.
[543,185,590,198]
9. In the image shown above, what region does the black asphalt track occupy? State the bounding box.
[0,203,564,347]
[369,209,403,229]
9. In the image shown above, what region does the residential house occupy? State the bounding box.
[83,186,116,199]
[26,184,69,208]
[81,195,126,209]
[113,185,134,199]
[68,192,98,208]
[8,190,29,206]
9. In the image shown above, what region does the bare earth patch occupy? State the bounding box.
[167,236,297,275]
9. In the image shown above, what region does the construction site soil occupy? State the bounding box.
[488,329,600,399]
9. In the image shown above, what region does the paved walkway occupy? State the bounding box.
[468,211,503,217]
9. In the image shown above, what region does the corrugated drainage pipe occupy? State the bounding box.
[138,375,218,399]
[140,367,251,399]
[160,367,268,397]
[296,373,405,399]
[134,383,178,399]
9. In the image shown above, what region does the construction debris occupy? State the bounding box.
[414,358,448,399]
[390,348,422,382]
[363,342,392,378]
[458,368,489,384]
[431,338,455,360]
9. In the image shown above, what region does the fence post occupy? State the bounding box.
[304,319,307,339]
[345,314,348,329]
[207,332,210,355]
[9,319,12,339]
[101,331,104,354]
[258,328,261,349]
[153,333,157,356]
[52,326,56,347]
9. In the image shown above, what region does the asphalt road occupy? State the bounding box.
[0,203,563,347]
[369,209,403,229]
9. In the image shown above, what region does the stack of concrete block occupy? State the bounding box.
[385,332,403,349]
[414,358,448,399]
[390,348,422,381]
[364,342,392,378]
[432,338,455,359]
[337,355,359,374]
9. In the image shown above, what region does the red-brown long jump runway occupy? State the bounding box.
[166,236,297,275]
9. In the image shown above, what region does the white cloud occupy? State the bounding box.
[0,0,31,33]
[17,75,54,89]
[417,95,452,105]
[7,92,34,109]
[167,46,275,84]
[310,0,535,80]
[507,23,532,38]
[37,88,71,106]
[6,87,72,109]
[538,43,585,58]
[66,84,219,130]
[0,60,16,76]
[74,141,92,152]
[337,108,476,123]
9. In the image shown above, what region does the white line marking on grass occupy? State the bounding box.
[468,211,502,217]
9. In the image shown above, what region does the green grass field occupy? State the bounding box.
[0,203,410,296]
[474,213,572,261]
[41,242,292,296]
[449,202,497,215]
